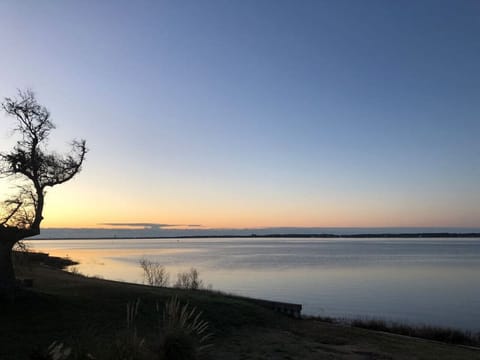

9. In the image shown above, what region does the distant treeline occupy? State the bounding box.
[254,232,480,238]
[32,232,480,240]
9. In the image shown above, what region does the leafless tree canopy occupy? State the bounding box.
[139,257,170,287]
[0,90,87,293]
[0,89,87,235]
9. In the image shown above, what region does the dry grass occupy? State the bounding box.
[158,296,212,359]
[350,318,480,346]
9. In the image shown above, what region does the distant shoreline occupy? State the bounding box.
[30,232,480,240]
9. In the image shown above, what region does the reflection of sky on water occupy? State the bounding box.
[27,238,480,331]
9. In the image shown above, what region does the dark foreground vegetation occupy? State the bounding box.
[350,318,479,347]
[1,252,480,360]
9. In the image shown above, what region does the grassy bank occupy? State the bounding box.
[1,253,480,359]
[350,318,479,347]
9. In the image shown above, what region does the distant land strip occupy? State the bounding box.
[32,232,480,240]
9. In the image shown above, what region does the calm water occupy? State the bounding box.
[27,237,480,331]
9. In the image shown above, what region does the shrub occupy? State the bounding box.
[68,266,82,276]
[139,258,169,287]
[174,268,203,290]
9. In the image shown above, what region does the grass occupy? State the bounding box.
[159,296,213,359]
[1,252,480,359]
[350,318,480,347]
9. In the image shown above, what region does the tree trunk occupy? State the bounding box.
[0,240,16,298]
[0,228,37,299]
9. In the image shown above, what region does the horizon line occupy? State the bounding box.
[39,226,480,231]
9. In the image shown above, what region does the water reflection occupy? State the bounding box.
[27,238,480,331]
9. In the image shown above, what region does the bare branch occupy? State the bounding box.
[39,139,87,187]
[1,89,87,236]
[2,90,55,145]
[0,185,36,229]
[0,199,22,226]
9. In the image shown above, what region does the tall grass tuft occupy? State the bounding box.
[110,299,148,360]
[29,342,72,360]
[157,296,212,360]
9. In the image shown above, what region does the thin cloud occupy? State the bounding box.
[98,223,202,229]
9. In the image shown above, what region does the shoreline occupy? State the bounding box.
[6,250,479,359]
[31,232,480,240]
[20,250,480,337]
[24,238,480,333]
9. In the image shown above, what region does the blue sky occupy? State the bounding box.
[0,0,479,228]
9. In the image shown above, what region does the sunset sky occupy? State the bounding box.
[0,0,479,229]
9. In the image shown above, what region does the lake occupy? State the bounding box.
[27,237,480,331]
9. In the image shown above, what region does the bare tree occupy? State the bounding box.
[174,268,203,290]
[139,257,170,287]
[0,90,87,296]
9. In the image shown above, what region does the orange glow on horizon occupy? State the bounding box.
[4,175,479,230]
[40,206,480,230]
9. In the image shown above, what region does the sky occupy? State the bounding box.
[0,0,479,229]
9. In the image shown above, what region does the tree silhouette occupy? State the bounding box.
[0,90,86,296]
